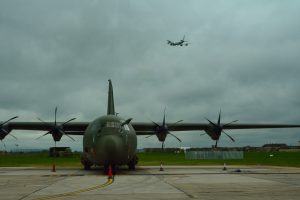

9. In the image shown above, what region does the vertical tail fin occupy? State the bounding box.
[107,79,115,115]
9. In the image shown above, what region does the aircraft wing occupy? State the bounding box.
[132,122,300,134]
[5,122,89,135]
[5,121,300,135]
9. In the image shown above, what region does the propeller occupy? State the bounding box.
[146,108,183,151]
[204,110,238,148]
[36,107,76,142]
[0,116,18,140]
[0,116,18,151]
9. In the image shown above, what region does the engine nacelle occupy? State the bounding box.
[204,128,221,141]
[155,132,167,142]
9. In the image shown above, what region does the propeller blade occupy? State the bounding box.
[223,120,239,127]
[54,106,57,126]
[168,120,183,128]
[8,134,17,140]
[37,117,48,124]
[161,142,164,152]
[150,120,160,127]
[65,133,76,141]
[145,134,155,138]
[62,118,76,126]
[204,117,217,126]
[0,128,9,135]
[37,117,54,127]
[35,131,51,140]
[163,107,166,127]
[0,116,18,126]
[169,133,182,142]
[218,109,221,126]
[222,130,235,142]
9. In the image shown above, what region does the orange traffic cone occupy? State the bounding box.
[108,165,113,179]
[52,163,56,172]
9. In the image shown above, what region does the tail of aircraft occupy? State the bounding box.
[107,79,115,115]
[180,35,185,42]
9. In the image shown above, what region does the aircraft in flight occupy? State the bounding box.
[1,80,300,173]
[167,35,189,46]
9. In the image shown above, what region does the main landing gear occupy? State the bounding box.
[81,157,93,170]
[127,155,138,170]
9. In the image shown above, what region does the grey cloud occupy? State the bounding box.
[1,1,300,151]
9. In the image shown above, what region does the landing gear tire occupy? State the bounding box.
[128,161,135,170]
[84,163,92,170]
[81,157,93,170]
[128,155,138,170]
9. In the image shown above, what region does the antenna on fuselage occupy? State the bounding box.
[107,79,115,115]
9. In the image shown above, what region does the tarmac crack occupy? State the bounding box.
[155,175,196,199]
[18,176,66,200]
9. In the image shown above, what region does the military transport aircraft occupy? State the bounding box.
[1,80,300,173]
[167,35,189,46]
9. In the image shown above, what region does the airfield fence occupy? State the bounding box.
[185,150,244,160]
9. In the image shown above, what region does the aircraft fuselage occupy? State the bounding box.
[82,115,137,167]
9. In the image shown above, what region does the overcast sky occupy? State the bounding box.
[1,0,300,151]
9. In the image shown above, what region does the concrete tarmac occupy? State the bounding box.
[0,165,300,200]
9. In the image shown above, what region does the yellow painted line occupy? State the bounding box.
[35,177,114,200]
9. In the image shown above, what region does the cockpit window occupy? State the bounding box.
[105,121,121,128]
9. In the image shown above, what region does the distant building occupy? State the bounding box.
[179,147,191,152]
[262,143,288,151]
[262,143,288,148]
[49,147,72,157]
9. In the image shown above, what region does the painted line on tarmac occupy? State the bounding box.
[42,174,84,177]
[34,177,114,200]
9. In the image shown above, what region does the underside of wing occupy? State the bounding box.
[132,122,300,135]
[222,124,300,130]
[132,122,209,134]
[6,122,89,134]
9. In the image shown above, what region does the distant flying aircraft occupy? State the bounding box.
[1,80,300,174]
[167,35,189,46]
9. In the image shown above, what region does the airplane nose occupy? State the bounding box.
[96,135,124,162]
[104,136,118,155]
